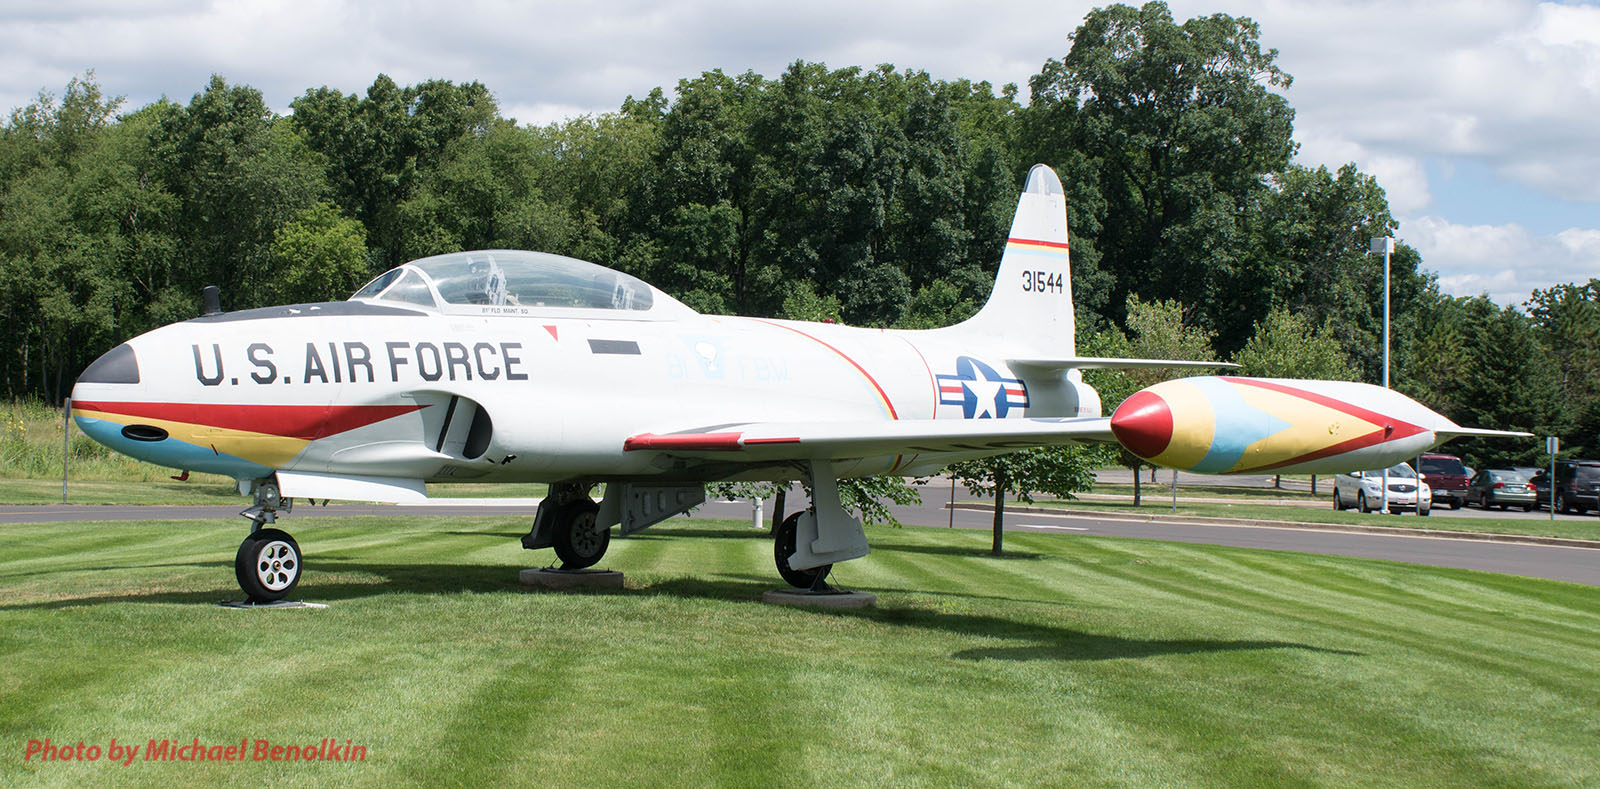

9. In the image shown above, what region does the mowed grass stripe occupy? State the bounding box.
[2,516,1597,786]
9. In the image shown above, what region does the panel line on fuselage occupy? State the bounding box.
[746,318,899,420]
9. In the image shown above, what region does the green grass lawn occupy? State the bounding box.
[3,516,1596,786]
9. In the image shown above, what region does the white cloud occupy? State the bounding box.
[1,0,1597,305]
[1403,215,1600,305]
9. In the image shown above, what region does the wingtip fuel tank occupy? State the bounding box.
[1109,376,1510,475]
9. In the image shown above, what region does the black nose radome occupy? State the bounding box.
[79,343,140,384]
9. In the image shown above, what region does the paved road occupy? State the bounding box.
[692,497,1600,587]
[6,492,1595,586]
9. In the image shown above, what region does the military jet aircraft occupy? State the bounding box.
[68,164,1524,602]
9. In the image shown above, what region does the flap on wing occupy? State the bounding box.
[1009,357,1237,372]
[276,470,427,504]
[625,417,1116,461]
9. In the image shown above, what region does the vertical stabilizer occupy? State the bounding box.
[955,164,1074,357]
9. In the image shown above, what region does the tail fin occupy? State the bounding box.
[954,164,1075,357]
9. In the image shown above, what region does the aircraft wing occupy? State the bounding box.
[624,417,1116,461]
[1009,356,1237,372]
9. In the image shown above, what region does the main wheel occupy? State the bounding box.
[552,499,608,569]
[774,512,829,589]
[236,528,301,602]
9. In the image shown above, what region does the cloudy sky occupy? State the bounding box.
[3,0,1596,306]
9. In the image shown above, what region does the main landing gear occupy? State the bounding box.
[774,512,833,591]
[522,482,609,569]
[235,480,301,602]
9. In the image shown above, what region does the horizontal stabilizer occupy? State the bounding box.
[1436,426,1535,440]
[1009,357,1238,372]
[625,417,1117,461]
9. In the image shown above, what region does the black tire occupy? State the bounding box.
[1333,489,1345,511]
[774,511,829,589]
[1557,493,1570,514]
[1357,492,1370,514]
[1450,499,1461,510]
[1523,504,1534,512]
[552,499,608,569]
[235,528,301,602]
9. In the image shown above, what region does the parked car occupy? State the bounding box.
[1418,453,1470,509]
[1333,463,1432,515]
[1466,469,1536,511]
[1530,460,1600,514]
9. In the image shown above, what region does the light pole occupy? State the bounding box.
[1370,236,1394,512]
[1370,236,1394,388]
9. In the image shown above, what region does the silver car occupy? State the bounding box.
[1333,463,1432,515]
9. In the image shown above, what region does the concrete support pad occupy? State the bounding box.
[218,600,328,610]
[762,589,877,609]
[519,568,625,590]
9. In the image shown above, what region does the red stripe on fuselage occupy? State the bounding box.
[72,401,424,440]
[749,319,899,419]
[1220,378,1429,472]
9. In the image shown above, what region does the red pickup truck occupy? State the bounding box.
[1419,453,1470,510]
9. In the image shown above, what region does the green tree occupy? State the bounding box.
[948,445,1101,555]
[1024,1,1296,345]
[150,76,327,308]
[1448,297,1571,467]
[1527,280,1600,458]
[1083,295,1217,502]
[1232,307,1354,379]
[272,202,371,304]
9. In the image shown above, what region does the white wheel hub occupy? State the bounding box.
[255,540,299,591]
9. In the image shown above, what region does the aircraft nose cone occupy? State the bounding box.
[1111,390,1173,459]
[77,342,141,385]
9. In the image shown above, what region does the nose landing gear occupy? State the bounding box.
[233,479,302,603]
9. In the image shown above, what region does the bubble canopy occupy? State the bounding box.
[350,250,686,318]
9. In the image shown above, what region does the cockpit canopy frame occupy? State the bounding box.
[350,249,689,320]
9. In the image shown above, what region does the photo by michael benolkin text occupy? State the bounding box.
[23,737,368,766]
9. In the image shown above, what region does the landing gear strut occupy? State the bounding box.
[234,480,301,602]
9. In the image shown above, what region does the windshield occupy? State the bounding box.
[1365,463,1417,478]
[351,250,660,315]
[1420,456,1467,476]
[420,250,651,310]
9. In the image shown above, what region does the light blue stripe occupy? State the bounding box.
[1189,378,1291,473]
[75,416,272,479]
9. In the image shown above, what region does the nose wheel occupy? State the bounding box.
[235,528,301,602]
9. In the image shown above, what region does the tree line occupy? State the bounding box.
[1,1,1593,467]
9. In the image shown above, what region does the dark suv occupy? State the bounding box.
[1530,460,1600,514]
[1419,453,1470,510]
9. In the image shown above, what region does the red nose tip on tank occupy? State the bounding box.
[1110,390,1174,459]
